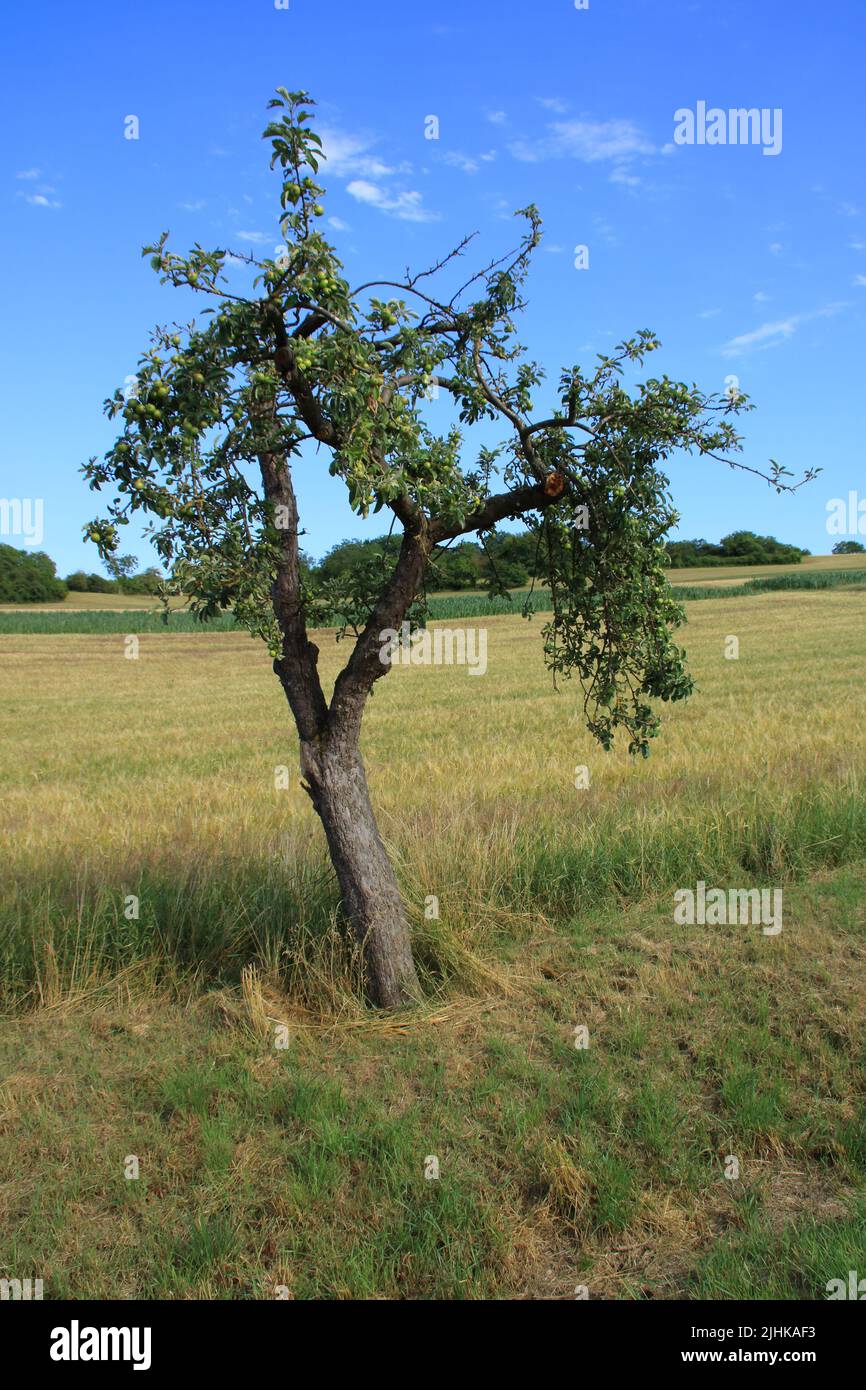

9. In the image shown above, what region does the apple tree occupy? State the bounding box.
[84,90,815,1007]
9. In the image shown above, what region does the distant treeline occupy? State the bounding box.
[0,546,68,604]
[312,528,818,591]
[0,545,165,604]
[310,530,538,592]
[665,531,809,567]
[2,530,862,605]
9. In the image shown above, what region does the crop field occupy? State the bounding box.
[1,584,864,1298]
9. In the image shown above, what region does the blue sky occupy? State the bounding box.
[1,0,864,574]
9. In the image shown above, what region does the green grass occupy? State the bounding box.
[689,1200,866,1299]
[2,864,864,1298]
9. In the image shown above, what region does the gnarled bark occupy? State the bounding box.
[300,730,419,1008]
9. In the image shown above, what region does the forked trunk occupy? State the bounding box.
[299,729,420,1009]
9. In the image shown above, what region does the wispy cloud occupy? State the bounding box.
[319,128,403,180]
[486,110,507,125]
[441,150,481,174]
[236,230,271,244]
[327,215,351,232]
[316,126,435,220]
[346,180,439,223]
[854,274,866,287]
[721,302,847,357]
[610,166,641,188]
[509,118,655,165]
[536,96,569,114]
[179,199,206,212]
[17,187,61,209]
[14,166,61,208]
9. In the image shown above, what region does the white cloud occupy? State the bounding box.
[509,118,655,164]
[328,215,351,231]
[346,180,439,222]
[536,97,569,114]
[441,150,480,174]
[179,199,205,212]
[315,124,440,221]
[699,308,721,319]
[236,230,270,244]
[319,128,401,179]
[854,274,866,287]
[721,302,847,357]
[16,168,41,180]
[18,190,61,208]
[610,166,641,187]
[753,291,770,302]
[723,317,799,353]
[769,242,784,255]
[486,111,507,125]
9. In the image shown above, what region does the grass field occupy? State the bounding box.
[1,586,864,1298]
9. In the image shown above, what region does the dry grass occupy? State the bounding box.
[1,588,863,879]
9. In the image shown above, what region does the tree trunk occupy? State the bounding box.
[259,412,425,1007]
[299,729,420,1009]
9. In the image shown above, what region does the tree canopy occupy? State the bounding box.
[84,88,815,759]
[665,531,808,568]
[0,546,67,604]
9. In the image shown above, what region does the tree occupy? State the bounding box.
[717,530,806,565]
[0,546,67,603]
[122,565,166,595]
[666,531,808,567]
[84,89,816,1008]
[104,553,138,585]
[832,540,865,554]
